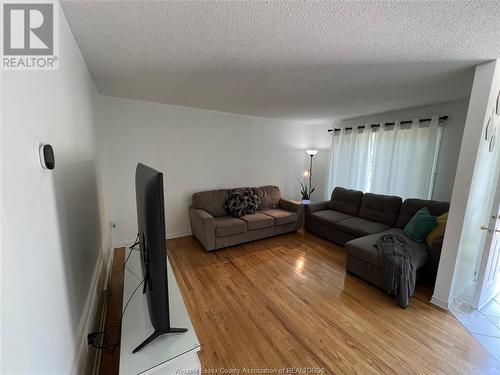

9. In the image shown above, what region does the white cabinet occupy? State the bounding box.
[119,250,201,374]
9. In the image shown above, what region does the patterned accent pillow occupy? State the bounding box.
[245,188,261,214]
[224,188,261,217]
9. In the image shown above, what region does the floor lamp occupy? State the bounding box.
[304,149,318,203]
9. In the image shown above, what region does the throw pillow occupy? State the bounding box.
[245,188,261,214]
[404,207,437,243]
[224,189,248,217]
[224,188,261,217]
[425,212,448,246]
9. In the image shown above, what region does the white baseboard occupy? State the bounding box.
[167,230,192,239]
[72,248,112,375]
[104,246,116,292]
[430,295,450,310]
[114,231,192,250]
[114,239,136,249]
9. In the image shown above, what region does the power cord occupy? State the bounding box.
[121,278,145,318]
[88,233,142,352]
[87,325,121,353]
[124,233,140,267]
[88,277,145,352]
[121,233,145,317]
[120,233,145,317]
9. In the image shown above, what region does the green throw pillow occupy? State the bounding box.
[404,207,437,243]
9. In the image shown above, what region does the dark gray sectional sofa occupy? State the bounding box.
[305,187,449,289]
[189,185,303,251]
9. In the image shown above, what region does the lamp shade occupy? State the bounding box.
[306,149,318,156]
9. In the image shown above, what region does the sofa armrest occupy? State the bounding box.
[189,206,216,251]
[279,199,304,225]
[306,201,330,213]
[279,198,302,212]
[427,237,444,285]
[304,201,329,232]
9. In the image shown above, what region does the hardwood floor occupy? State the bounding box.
[103,231,500,374]
[98,248,124,375]
[168,231,500,374]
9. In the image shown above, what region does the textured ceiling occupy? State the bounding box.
[61,1,500,123]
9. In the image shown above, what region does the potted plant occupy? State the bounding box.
[299,180,315,205]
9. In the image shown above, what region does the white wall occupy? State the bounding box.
[433,60,500,309]
[1,6,106,375]
[95,96,329,243]
[339,99,469,202]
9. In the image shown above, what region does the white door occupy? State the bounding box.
[461,105,500,310]
[473,182,500,310]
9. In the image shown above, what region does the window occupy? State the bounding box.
[327,116,442,199]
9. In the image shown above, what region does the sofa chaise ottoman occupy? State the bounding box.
[189,185,303,251]
[305,187,449,288]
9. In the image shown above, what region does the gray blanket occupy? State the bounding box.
[375,234,416,308]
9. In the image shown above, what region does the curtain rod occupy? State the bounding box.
[327,115,449,133]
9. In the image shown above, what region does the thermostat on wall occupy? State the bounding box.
[39,144,55,170]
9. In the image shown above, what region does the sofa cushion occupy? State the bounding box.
[192,189,229,217]
[345,228,429,268]
[261,209,297,226]
[335,217,390,237]
[396,199,450,228]
[328,187,364,216]
[215,216,247,237]
[309,210,353,226]
[240,212,274,231]
[254,185,281,210]
[358,193,402,227]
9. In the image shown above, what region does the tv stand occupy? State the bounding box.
[132,327,188,354]
[120,250,200,374]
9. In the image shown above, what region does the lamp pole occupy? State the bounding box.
[309,154,313,192]
[305,150,318,199]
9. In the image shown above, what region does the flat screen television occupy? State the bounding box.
[133,163,187,353]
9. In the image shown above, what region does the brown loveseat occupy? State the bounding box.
[189,185,303,251]
[305,187,449,288]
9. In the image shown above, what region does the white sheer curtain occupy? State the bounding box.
[327,116,441,199]
[327,125,374,196]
